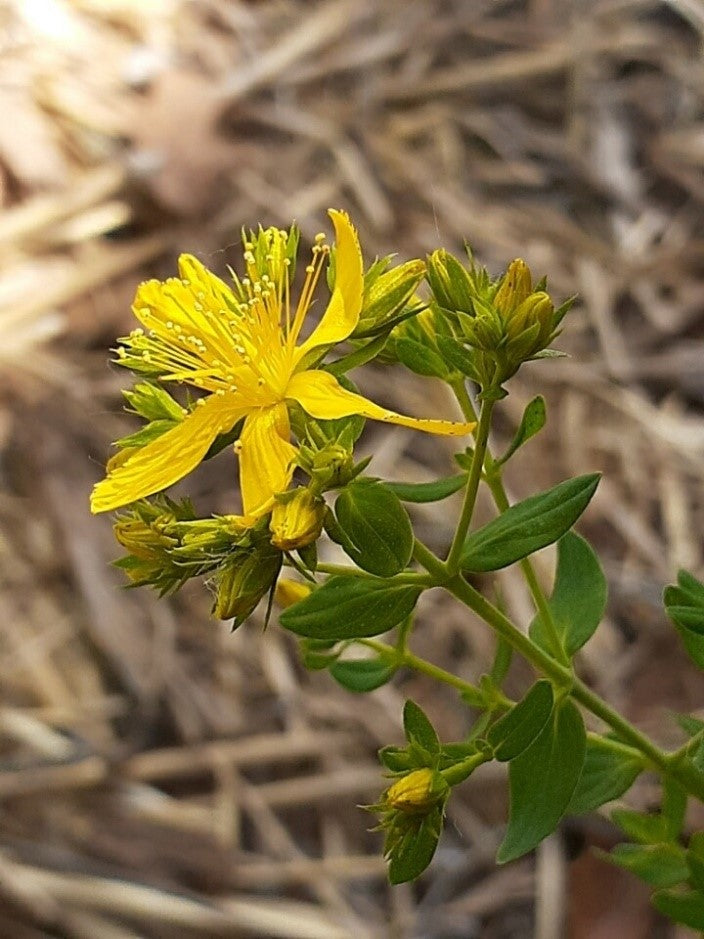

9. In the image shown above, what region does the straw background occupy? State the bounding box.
[1,0,703,936]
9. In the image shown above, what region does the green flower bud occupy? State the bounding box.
[213,546,282,622]
[354,259,426,337]
[270,490,325,551]
[426,249,476,314]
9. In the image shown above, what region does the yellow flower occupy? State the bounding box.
[91,210,475,517]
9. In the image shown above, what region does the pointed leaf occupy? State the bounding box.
[386,473,467,503]
[498,699,586,863]
[330,657,397,692]
[567,737,642,815]
[487,680,554,762]
[334,479,413,577]
[403,700,440,757]
[280,576,422,640]
[530,532,607,656]
[461,474,601,573]
[497,396,546,465]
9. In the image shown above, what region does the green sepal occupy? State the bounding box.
[665,572,704,668]
[436,334,480,380]
[395,337,452,379]
[123,381,184,422]
[529,532,607,657]
[486,680,554,762]
[330,656,397,693]
[611,809,668,845]
[496,395,546,466]
[279,576,422,640]
[461,474,601,572]
[387,806,443,885]
[652,888,704,930]
[386,473,467,503]
[567,736,642,815]
[605,844,689,889]
[334,479,414,577]
[379,746,416,774]
[497,699,586,863]
[299,638,341,671]
[116,419,180,449]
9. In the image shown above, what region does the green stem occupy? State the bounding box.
[445,573,704,799]
[445,393,495,575]
[442,751,491,787]
[360,638,484,703]
[451,380,568,666]
[315,563,431,587]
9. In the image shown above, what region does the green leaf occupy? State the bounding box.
[567,737,642,815]
[487,680,554,762]
[334,480,414,577]
[662,780,687,841]
[461,474,601,573]
[299,638,341,671]
[497,699,586,863]
[665,572,704,667]
[386,473,467,503]
[387,808,443,884]
[395,337,451,379]
[403,700,440,758]
[611,809,668,845]
[497,396,546,465]
[687,848,704,892]
[606,844,689,888]
[652,888,704,930]
[330,657,397,692]
[530,532,607,656]
[280,576,422,640]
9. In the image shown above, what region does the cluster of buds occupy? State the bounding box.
[426,249,572,390]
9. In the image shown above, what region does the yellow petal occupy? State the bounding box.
[238,403,298,517]
[286,369,476,436]
[91,393,247,513]
[295,209,363,359]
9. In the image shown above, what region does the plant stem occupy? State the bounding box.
[360,638,484,702]
[445,394,495,575]
[451,379,568,665]
[442,572,704,800]
[314,562,431,587]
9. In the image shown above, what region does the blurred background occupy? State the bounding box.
[1,0,703,936]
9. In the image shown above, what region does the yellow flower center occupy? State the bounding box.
[122,229,330,407]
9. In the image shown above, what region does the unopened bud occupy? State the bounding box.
[494,259,532,318]
[426,249,475,314]
[274,578,312,608]
[213,547,281,621]
[385,768,449,815]
[354,260,426,337]
[270,490,325,551]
